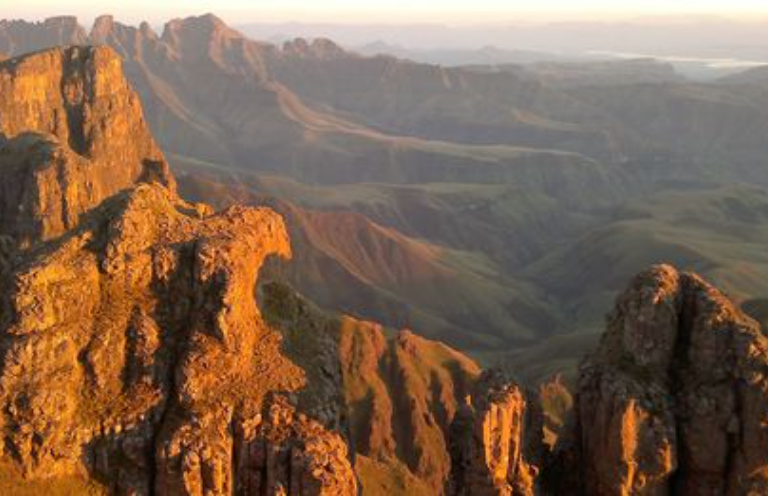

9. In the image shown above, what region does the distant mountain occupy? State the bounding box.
[355,41,569,66]
[236,19,768,64]
[465,58,685,88]
[4,25,768,496]
[718,64,768,85]
[3,13,768,369]
[85,15,617,183]
[0,16,86,54]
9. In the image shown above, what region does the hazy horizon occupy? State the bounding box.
[9,0,768,25]
[7,4,768,80]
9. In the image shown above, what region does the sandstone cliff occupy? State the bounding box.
[0,45,361,496]
[561,264,768,495]
[0,46,173,246]
[0,178,356,495]
[448,369,542,496]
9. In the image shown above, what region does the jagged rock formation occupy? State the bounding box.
[0,46,173,245]
[0,45,361,496]
[448,369,542,496]
[537,375,572,449]
[237,396,357,495]
[563,264,768,495]
[0,177,357,494]
[281,38,349,61]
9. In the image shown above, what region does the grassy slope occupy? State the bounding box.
[498,183,768,380]
[261,282,480,494]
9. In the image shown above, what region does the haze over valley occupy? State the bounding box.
[4,12,768,370]
[1,5,768,494]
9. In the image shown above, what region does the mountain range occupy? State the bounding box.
[3,13,768,377]
[1,14,768,495]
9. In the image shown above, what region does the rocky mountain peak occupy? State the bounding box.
[39,15,81,31]
[0,37,360,494]
[448,368,542,495]
[564,264,768,494]
[89,14,116,42]
[161,13,245,51]
[0,46,174,245]
[281,37,351,60]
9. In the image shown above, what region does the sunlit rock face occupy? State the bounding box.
[0,45,358,496]
[564,264,768,495]
[0,46,173,246]
[448,368,542,496]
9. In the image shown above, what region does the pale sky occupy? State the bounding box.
[9,0,768,24]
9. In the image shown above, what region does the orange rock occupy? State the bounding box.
[234,396,357,496]
[567,264,768,495]
[448,368,542,496]
[0,46,173,246]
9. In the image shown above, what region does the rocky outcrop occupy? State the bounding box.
[565,264,768,495]
[538,375,572,449]
[0,180,359,494]
[0,41,362,495]
[0,46,173,245]
[448,369,542,496]
[235,396,357,495]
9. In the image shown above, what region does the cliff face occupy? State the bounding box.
[565,265,768,495]
[448,369,542,496]
[0,46,173,246]
[0,47,358,495]
[0,179,356,495]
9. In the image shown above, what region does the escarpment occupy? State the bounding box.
[0,46,173,246]
[0,16,87,55]
[0,178,354,494]
[0,42,360,496]
[562,265,768,495]
[3,23,768,496]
